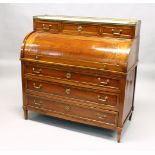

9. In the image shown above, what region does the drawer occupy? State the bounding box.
[62,23,99,36]
[27,95,118,126]
[25,64,120,90]
[34,21,60,33]
[26,80,119,108]
[101,25,134,39]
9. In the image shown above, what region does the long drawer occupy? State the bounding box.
[26,79,119,108]
[25,64,121,90]
[26,95,118,126]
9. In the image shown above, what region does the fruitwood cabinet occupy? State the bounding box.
[20,15,141,142]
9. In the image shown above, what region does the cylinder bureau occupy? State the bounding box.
[20,15,141,142]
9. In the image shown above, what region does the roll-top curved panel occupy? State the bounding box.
[22,31,134,73]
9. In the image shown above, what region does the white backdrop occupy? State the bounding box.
[0,3,155,152]
[0,3,155,64]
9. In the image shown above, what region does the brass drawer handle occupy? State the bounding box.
[65,88,71,95]
[42,24,52,31]
[42,24,48,30]
[64,105,71,112]
[96,113,107,120]
[66,72,72,79]
[100,79,109,85]
[98,78,110,86]
[33,99,42,106]
[98,95,108,102]
[77,25,83,32]
[32,67,42,74]
[112,29,123,36]
[33,83,42,89]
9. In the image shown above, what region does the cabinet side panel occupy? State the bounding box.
[127,21,141,71]
[21,62,27,108]
[117,75,126,127]
[123,68,136,123]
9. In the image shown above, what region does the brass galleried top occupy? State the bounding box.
[33,15,139,26]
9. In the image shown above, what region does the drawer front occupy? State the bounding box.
[26,80,119,107]
[27,95,118,125]
[101,25,134,39]
[33,20,135,39]
[34,21,60,33]
[22,54,125,73]
[25,65,120,90]
[62,23,99,36]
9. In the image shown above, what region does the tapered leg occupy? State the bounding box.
[23,109,28,120]
[129,111,133,121]
[117,127,122,143]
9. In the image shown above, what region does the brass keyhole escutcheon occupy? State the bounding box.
[64,105,71,112]
[49,25,52,30]
[66,72,72,79]
[35,55,39,60]
[65,88,71,95]
[77,25,83,32]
